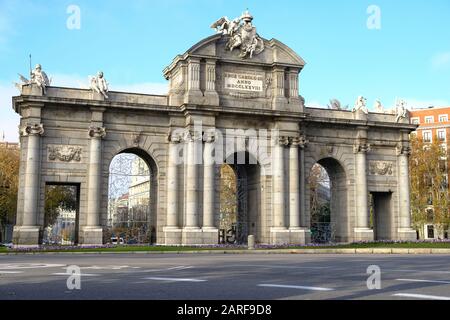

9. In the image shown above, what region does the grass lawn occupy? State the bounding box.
[2,241,450,253]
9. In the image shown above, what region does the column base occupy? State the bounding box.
[288,228,311,245]
[397,228,417,241]
[163,227,182,245]
[270,228,290,245]
[202,227,219,245]
[204,91,219,106]
[79,226,103,246]
[12,226,40,247]
[354,228,374,242]
[182,227,204,245]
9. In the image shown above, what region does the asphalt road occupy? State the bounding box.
[1,253,450,300]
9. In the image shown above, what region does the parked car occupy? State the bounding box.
[110,237,124,245]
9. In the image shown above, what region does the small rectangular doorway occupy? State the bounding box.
[371,192,393,240]
[43,183,80,245]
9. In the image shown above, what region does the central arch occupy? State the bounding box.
[220,152,262,244]
[309,157,349,243]
[106,147,158,244]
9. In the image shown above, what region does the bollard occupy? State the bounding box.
[248,235,255,250]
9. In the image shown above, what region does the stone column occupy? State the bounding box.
[271,136,290,244]
[298,135,308,228]
[396,142,417,240]
[13,123,44,246]
[184,58,203,104]
[353,135,374,241]
[204,60,219,105]
[203,131,215,228]
[202,131,219,244]
[82,126,105,245]
[164,131,183,244]
[183,130,203,244]
[272,66,288,110]
[289,138,300,229]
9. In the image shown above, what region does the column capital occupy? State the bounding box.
[203,131,216,143]
[276,136,290,147]
[353,142,371,154]
[290,135,308,149]
[183,130,202,143]
[167,130,183,144]
[20,123,44,137]
[396,143,411,156]
[88,126,106,139]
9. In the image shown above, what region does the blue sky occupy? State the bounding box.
[1,0,449,142]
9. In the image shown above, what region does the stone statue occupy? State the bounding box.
[16,64,51,94]
[352,96,369,114]
[211,10,264,59]
[89,71,109,99]
[395,99,407,122]
[374,99,384,113]
[327,99,348,110]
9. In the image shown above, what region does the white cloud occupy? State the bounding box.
[0,83,21,142]
[431,52,450,70]
[0,74,169,143]
[305,100,327,109]
[112,83,168,95]
[394,98,450,110]
[51,73,168,95]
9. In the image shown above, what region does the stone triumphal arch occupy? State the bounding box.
[12,12,417,246]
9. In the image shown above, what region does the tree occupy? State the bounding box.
[44,185,77,228]
[410,134,450,239]
[0,145,20,242]
[219,164,237,230]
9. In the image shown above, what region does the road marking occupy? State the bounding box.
[0,271,24,274]
[143,277,206,282]
[231,264,330,270]
[393,293,450,300]
[388,269,450,274]
[52,273,99,277]
[141,266,194,272]
[396,278,450,285]
[258,284,334,291]
[0,263,66,270]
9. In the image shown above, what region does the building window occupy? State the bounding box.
[439,115,448,122]
[411,117,420,125]
[425,116,434,124]
[427,225,435,239]
[423,131,432,143]
[438,130,446,142]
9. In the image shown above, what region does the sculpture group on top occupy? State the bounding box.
[211,10,265,59]
[16,64,51,94]
[89,71,109,99]
[16,64,109,99]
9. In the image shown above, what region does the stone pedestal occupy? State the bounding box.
[12,226,40,247]
[270,228,290,245]
[354,228,374,242]
[182,227,203,245]
[288,228,311,245]
[397,228,417,241]
[202,227,219,245]
[80,226,103,246]
[163,227,183,245]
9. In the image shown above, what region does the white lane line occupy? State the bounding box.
[231,264,330,270]
[0,271,24,274]
[52,273,99,277]
[143,277,206,282]
[258,284,334,291]
[396,278,450,285]
[393,293,450,300]
[141,266,194,272]
[388,269,450,274]
[0,264,66,270]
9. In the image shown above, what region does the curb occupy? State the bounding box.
[1,248,450,255]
